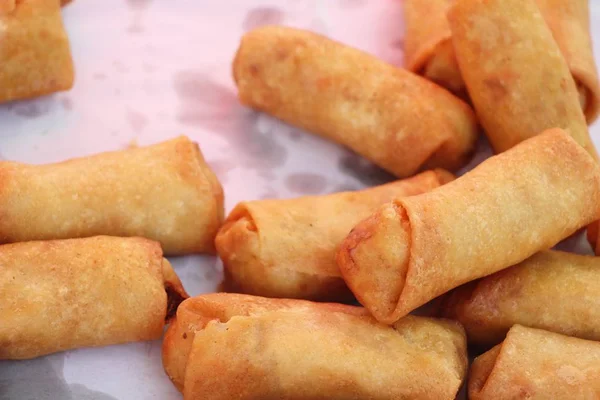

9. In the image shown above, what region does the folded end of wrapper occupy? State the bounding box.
[468,343,502,400]
[336,201,411,324]
[162,259,189,323]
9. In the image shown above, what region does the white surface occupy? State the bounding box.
[0,1,599,399]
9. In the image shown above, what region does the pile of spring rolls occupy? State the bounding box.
[4,0,600,399]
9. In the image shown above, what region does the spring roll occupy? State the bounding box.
[162,293,467,399]
[470,325,600,399]
[0,136,224,255]
[0,0,74,103]
[448,0,597,158]
[0,236,188,360]
[536,0,600,123]
[233,25,478,178]
[404,0,600,123]
[337,129,600,324]
[403,0,465,97]
[441,250,600,347]
[215,169,454,302]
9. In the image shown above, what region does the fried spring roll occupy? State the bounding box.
[470,325,600,399]
[0,0,74,102]
[233,26,478,178]
[215,169,454,301]
[162,293,467,399]
[0,236,188,360]
[403,0,465,96]
[337,129,600,324]
[448,0,597,158]
[537,0,600,123]
[441,250,600,347]
[0,136,224,255]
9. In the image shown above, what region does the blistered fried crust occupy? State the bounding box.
[0,136,224,255]
[233,25,478,177]
[470,325,600,399]
[0,0,74,102]
[337,129,600,323]
[448,0,597,159]
[215,170,453,301]
[0,236,188,360]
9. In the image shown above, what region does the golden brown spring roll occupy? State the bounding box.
[215,169,454,302]
[163,293,467,399]
[470,325,600,399]
[537,0,600,123]
[0,236,188,360]
[441,250,600,347]
[337,129,600,324]
[0,136,224,255]
[233,25,478,178]
[448,0,597,158]
[403,0,465,97]
[405,0,600,123]
[0,0,74,103]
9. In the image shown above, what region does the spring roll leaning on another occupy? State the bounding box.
[448,0,597,158]
[0,236,188,360]
[537,0,600,122]
[233,26,478,178]
[470,325,600,400]
[441,250,600,347]
[0,0,74,102]
[163,293,468,400]
[403,0,465,97]
[337,129,600,324]
[215,169,454,301]
[0,136,224,255]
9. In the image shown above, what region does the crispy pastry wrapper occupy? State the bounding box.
[337,129,600,324]
[215,169,454,302]
[441,250,600,347]
[470,325,600,400]
[162,293,467,399]
[0,236,188,360]
[0,136,224,255]
[447,0,597,159]
[233,25,478,178]
[0,0,74,102]
[404,0,600,123]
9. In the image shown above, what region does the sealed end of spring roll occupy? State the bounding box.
[0,236,188,360]
[337,129,600,324]
[537,0,600,123]
[0,0,74,102]
[470,325,600,399]
[215,169,454,302]
[441,250,600,347]
[163,293,467,400]
[0,136,224,255]
[448,0,597,159]
[233,25,478,178]
[403,0,465,97]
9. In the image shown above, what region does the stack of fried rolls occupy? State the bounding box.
[404,0,600,124]
[163,293,467,400]
[215,169,454,301]
[337,129,600,324]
